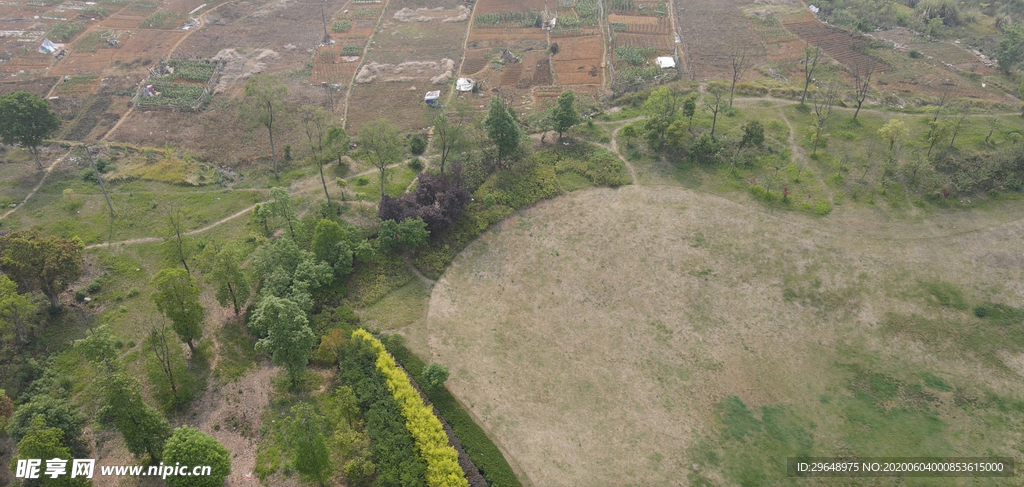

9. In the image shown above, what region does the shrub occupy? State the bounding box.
[86,280,102,294]
[355,176,369,186]
[422,363,449,391]
[127,288,140,298]
[351,330,467,487]
[312,328,347,365]
[409,135,427,155]
[408,158,425,172]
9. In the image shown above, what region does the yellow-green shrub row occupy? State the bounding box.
[352,329,468,487]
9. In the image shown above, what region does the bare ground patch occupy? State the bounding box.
[416,185,1024,487]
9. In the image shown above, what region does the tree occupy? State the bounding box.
[151,268,204,354]
[729,50,749,107]
[484,96,521,167]
[925,118,953,157]
[162,208,196,275]
[948,104,969,150]
[801,46,822,104]
[145,322,194,410]
[326,125,350,167]
[377,218,429,252]
[0,91,60,170]
[7,395,88,457]
[82,146,113,216]
[239,75,289,178]
[811,82,839,155]
[208,244,250,315]
[251,295,315,389]
[0,231,83,308]
[311,219,354,280]
[0,275,36,345]
[99,372,172,462]
[737,120,765,157]
[620,124,638,147]
[932,81,957,123]
[705,84,728,139]
[269,187,297,238]
[682,94,697,131]
[852,64,874,121]
[358,119,404,199]
[286,403,332,485]
[9,416,90,487]
[997,26,1024,73]
[432,113,466,174]
[422,363,449,392]
[878,119,909,164]
[300,105,335,206]
[550,91,580,140]
[162,427,231,487]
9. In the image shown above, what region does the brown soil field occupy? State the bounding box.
[462,49,489,75]
[346,80,434,132]
[50,49,115,76]
[674,0,766,80]
[765,38,807,62]
[474,0,548,15]
[0,77,59,96]
[782,18,888,73]
[609,13,670,35]
[551,34,602,86]
[413,185,1024,487]
[614,32,672,51]
[467,29,547,50]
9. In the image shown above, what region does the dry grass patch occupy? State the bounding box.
[414,185,1024,487]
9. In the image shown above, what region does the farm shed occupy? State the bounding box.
[425,90,441,106]
[456,77,474,91]
[656,57,676,69]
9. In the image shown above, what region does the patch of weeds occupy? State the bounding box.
[921,279,968,310]
[919,372,952,392]
[213,320,259,384]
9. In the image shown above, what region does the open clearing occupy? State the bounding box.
[414,185,1024,486]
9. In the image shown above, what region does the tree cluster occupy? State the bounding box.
[378,173,470,236]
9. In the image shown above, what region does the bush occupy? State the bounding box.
[355,176,369,186]
[408,158,425,172]
[351,330,467,487]
[422,363,449,391]
[409,135,427,155]
[86,280,102,294]
[127,287,140,298]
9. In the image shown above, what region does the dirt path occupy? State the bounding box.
[341,0,394,130]
[591,116,644,184]
[444,0,478,107]
[0,149,71,220]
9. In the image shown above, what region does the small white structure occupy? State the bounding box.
[656,56,676,69]
[424,90,441,107]
[456,77,474,92]
[809,5,820,13]
[39,38,58,54]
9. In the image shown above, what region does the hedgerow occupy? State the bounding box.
[352,330,467,487]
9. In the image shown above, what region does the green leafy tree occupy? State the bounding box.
[326,125,350,167]
[0,91,60,170]
[162,427,231,487]
[643,86,686,147]
[682,94,697,130]
[878,119,909,164]
[269,187,297,238]
[209,244,251,315]
[737,120,765,157]
[251,202,274,237]
[151,268,204,354]
[998,26,1024,73]
[422,363,450,391]
[484,96,521,167]
[0,389,12,434]
[377,218,429,252]
[926,118,953,157]
[252,237,333,313]
[620,124,638,147]
[0,231,83,308]
[239,75,289,178]
[74,324,118,370]
[0,274,36,345]
[432,112,467,174]
[286,403,332,485]
[7,395,88,457]
[251,295,316,388]
[100,372,172,462]
[358,119,405,199]
[10,416,91,487]
[311,219,354,280]
[550,91,580,140]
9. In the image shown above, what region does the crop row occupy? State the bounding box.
[136,76,206,108]
[167,60,217,82]
[353,330,468,487]
[474,9,542,27]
